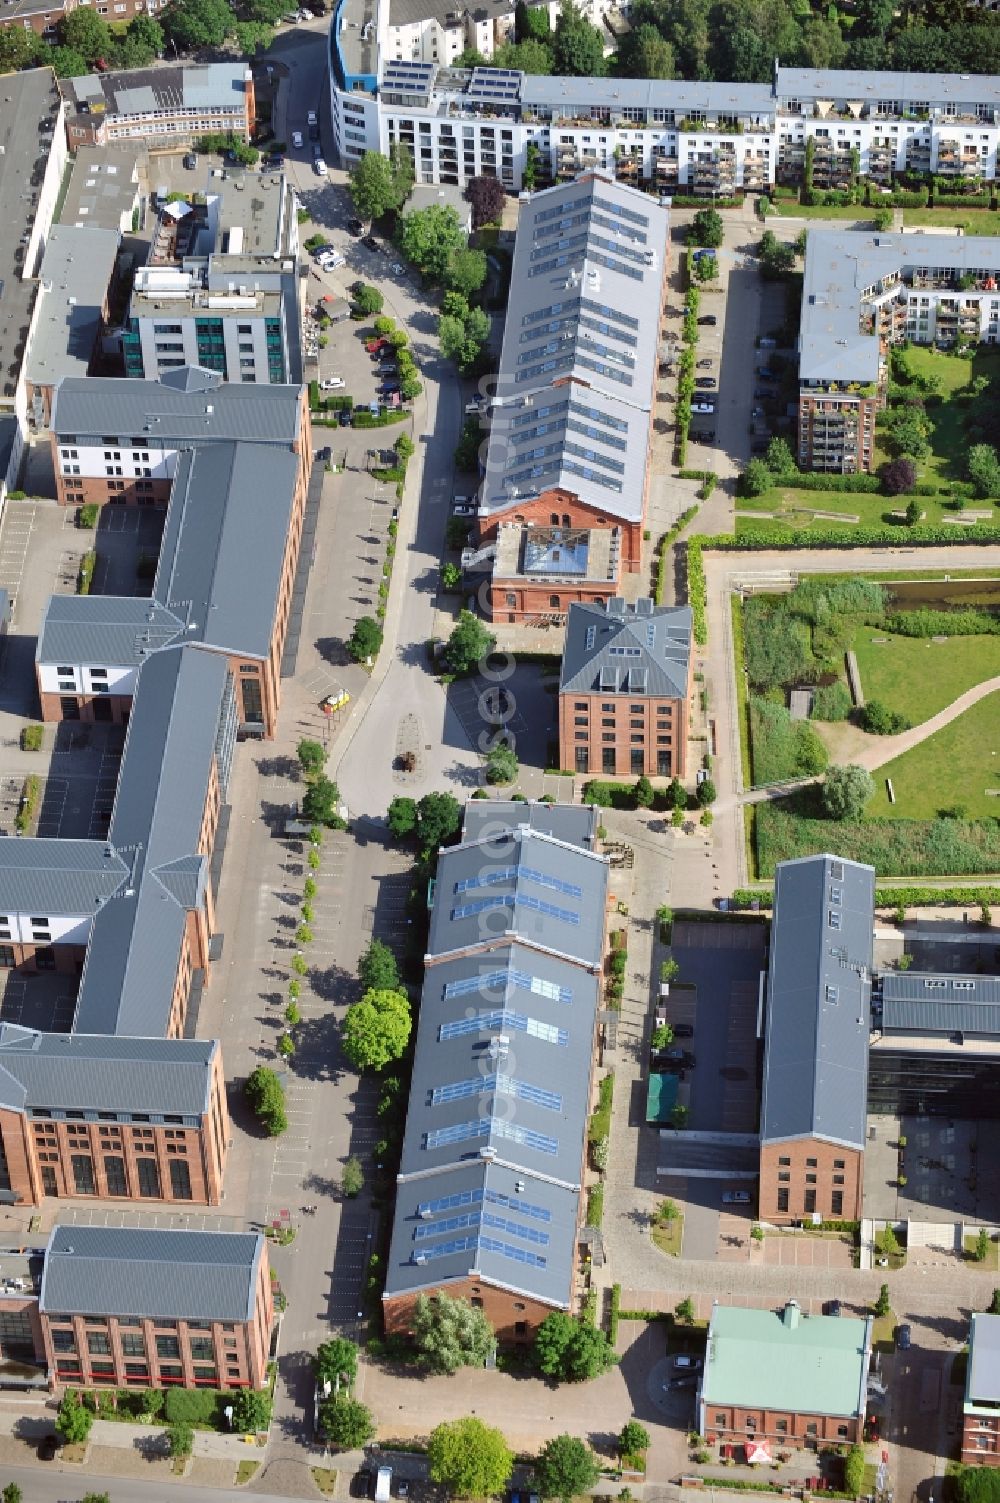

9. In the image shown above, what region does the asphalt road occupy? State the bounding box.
[0,1463,282,1503]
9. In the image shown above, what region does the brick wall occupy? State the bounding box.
[490,577,614,623]
[963,1415,1000,1466]
[478,489,643,575]
[704,1404,862,1447]
[558,687,689,779]
[759,1139,863,1224]
[383,1276,559,1342]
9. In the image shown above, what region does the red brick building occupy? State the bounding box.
[964,1313,1000,1466]
[558,598,692,780]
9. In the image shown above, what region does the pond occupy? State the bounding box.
[884,578,1000,612]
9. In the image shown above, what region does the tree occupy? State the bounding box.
[667,777,687,810]
[485,743,518,784]
[990,1289,1000,1316]
[535,1434,599,1502]
[492,36,554,72]
[359,938,400,993]
[400,204,467,283]
[428,1417,513,1499]
[552,0,606,75]
[342,988,411,1072]
[533,1312,617,1382]
[302,774,342,827]
[439,314,480,372]
[231,1389,272,1433]
[342,1156,364,1197]
[467,174,505,231]
[349,146,413,221]
[318,1395,374,1450]
[387,795,419,841]
[694,254,718,283]
[881,457,917,496]
[517,0,552,39]
[739,458,774,498]
[757,229,796,278]
[675,1296,696,1324]
[347,615,383,663]
[619,1421,650,1458]
[314,1336,359,1389]
[522,140,542,190]
[55,1390,93,1445]
[616,22,675,77]
[353,284,384,317]
[2,1485,23,1503]
[635,774,654,808]
[412,1292,495,1374]
[162,0,235,49]
[0,28,44,70]
[887,407,930,460]
[874,1282,891,1317]
[48,46,89,77]
[765,436,796,474]
[691,207,724,248]
[446,247,488,298]
[444,611,496,676]
[977,1227,993,1262]
[860,700,910,735]
[245,1066,287,1136]
[876,1224,901,1258]
[844,1445,865,1497]
[958,1471,1000,1503]
[821,764,874,821]
[297,738,326,780]
[651,1023,674,1050]
[416,791,463,852]
[167,1423,194,1459]
[696,778,716,806]
[60,7,112,60]
[968,443,1000,500]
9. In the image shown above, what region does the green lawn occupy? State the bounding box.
[867,691,1000,818]
[883,345,1000,485]
[902,207,1000,236]
[852,627,1000,724]
[737,481,984,534]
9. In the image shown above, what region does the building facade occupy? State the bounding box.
[39,1225,272,1390]
[61,65,254,150]
[558,598,692,779]
[699,1302,871,1449]
[964,1313,1000,1466]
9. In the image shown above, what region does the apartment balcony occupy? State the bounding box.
[653,155,679,183]
[614,154,641,182]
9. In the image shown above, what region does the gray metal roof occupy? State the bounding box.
[36,596,184,671]
[73,645,228,1038]
[61,148,141,234]
[426,827,609,969]
[51,370,303,449]
[461,800,599,851]
[560,597,691,699]
[0,70,63,398]
[0,839,128,917]
[520,74,775,118]
[880,971,1000,1037]
[40,1225,263,1323]
[481,174,669,524]
[155,442,301,660]
[62,64,248,120]
[775,65,1000,109]
[0,1025,216,1117]
[968,1314,1000,1405]
[760,854,874,1149]
[26,226,120,390]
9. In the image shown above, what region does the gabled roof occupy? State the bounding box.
[481,174,668,524]
[36,596,184,671]
[40,1225,263,1323]
[0,1026,216,1117]
[51,369,303,448]
[760,854,874,1149]
[967,1314,1000,1408]
[560,597,691,699]
[461,800,599,850]
[0,839,128,916]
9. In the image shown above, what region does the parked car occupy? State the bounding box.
[320,377,345,390]
[183,152,198,170]
[348,218,364,235]
[696,358,713,369]
[754,388,776,399]
[338,408,353,427]
[695,377,715,389]
[307,108,318,124]
[672,1023,694,1038]
[825,1299,843,1317]
[291,130,303,148]
[722,1190,751,1205]
[692,402,715,414]
[312,142,323,159]
[758,366,777,379]
[697,430,716,441]
[698,315,718,326]
[672,1354,703,1371]
[378,384,400,397]
[363,235,382,253]
[897,1324,912,1351]
[452,501,477,517]
[308,122,320,141]
[314,158,328,176]
[663,1048,696,1066]
[365,337,387,354]
[759,336,777,348]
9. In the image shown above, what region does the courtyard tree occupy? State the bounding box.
[301,774,343,828]
[619,1421,650,1460]
[844,1445,865,1496]
[400,204,467,283]
[415,791,463,853]
[162,0,235,49]
[533,1311,617,1382]
[821,764,874,821]
[874,1282,891,1317]
[358,938,400,993]
[352,284,384,317]
[534,1434,599,1501]
[675,1296,696,1324]
[990,1289,1000,1315]
[341,1156,364,1197]
[485,743,519,784]
[466,174,505,230]
[696,778,716,806]
[428,1416,513,1499]
[880,456,917,496]
[342,988,411,1072]
[244,1066,287,1136]
[551,0,605,75]
[314,1337,358,1389]
[347,615,383,663]
[446,247,488,298]
[387,795,419,841]
[318,1395,374,1450]
[977,1227,992,1262]
[691,206,724,248]
[765,437,796,473]
[167,1423,194,1459]
[739,458,774,498]
[231,1389,272,1433]
[443,611,496,676]
[55,1390,93,1445]
[412,1291,495,1374]
[297,738,326,780]
[349,146,413,221]
[968,443,1000,500]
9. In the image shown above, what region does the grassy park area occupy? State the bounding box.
[852,628,1000,724]
[866,693,1000,819]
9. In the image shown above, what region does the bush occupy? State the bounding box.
[859,700,911,735]
[245,1066,287,1136]
[755,801,1000,879]
[19,724,43,751]
[810,682,852,722]
[164,1389,218,1426]
[77,550,96,595]
[749,698,828,785]
[14,774,39,835]
[347,616,383,663]
[77,503,99,529]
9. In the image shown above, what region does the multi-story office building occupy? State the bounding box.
[122,172,301,386]
[25,226,120,429]
[383,801,609,1341]
[472,173,668,615]
[798,230,1000,470]
[328,38,1000,195]
[38,1226,272,1390]
[0,1029,229,1206]
[558,598,692,779]
[61,65,254,150]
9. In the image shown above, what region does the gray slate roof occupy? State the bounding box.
[481,174,669,524]
[36,596,184,671]
[155,442,301,660]
[26,226,120,390]
[73,645,228,1038]
[426,826,609,969]
[461,800,599,851]
[51,370,303,449]
[0,1026,216,1117]
[40,1225,263,1323]
[880,971,1000,1038]
[0,839,128,917]
[560,597,691,699]
[968,1314,1000,1405]
[760,854,874,1149]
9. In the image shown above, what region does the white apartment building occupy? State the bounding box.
[328,35,1000,197]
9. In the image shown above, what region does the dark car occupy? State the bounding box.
[310,242,333,259]
[754,388,776,399]
[672,1023,694,1038]
[37,1434,59,1460]
[379,384,400,396]
[825,1299,842,1317]
[758,366,777,379]
[363,235,382,252]
[183,152,198,170]
[698,430,716,442]
[698,315,718,326]
[897,1324,912,1351]
[308,122,320,141]
[348,220,365,237]
[339,408,353,427]
[695,377,715,389]
[663,1048,696,1065]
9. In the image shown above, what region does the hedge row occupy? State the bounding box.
[731,885,1000,909]
[688,536,707,645]
[655,505,699,606]
[770,469,881,493]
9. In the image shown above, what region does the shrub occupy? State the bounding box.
[76,503,99,528]
[342,1156,364,1197]
[14,774,39,835]
[245,1067,287,1136]
[750,698,828,784]
[19,724,43,752]
[77,550,96,595]
[164,1388,218,1426]
[810,682,852,722]
[859,700,911,735]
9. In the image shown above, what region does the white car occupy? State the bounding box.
[320,377,345,390]
[692,402,715,413]
[291,130,303,149]
[307,109,318,125]
[391,262,404,274]
[317,252,341,271]
[314,158,328,177]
